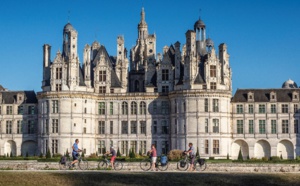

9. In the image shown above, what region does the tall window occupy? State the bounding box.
[281,104,288,113]
[45,100,49,114]
[52,140,58,154]
[28,106,35,115]
[259,120,266,134]
[174,119,177,134]
[55,84,62,91]
[52,119,58,133]
[140,102,146,115]
[99,70,106,82]
[237,120,243,134]
[121,141,128,155]
[249,120,254,134]
[282,120,289,134]
[18,106,23,115]
[122,102,128,115]
[294,120,299,134]
[28,120,35,134]
[153,121,157,134]
[121,121,128,134]
[140,121,146,134]
[259,104,265,113]
[162,69,169,81]
[294,104,298,113]
[271,104,276,113]
[152,101,157,114]
[97,140,105,154]
[45,119,49,134]
[213,119,219,133]
[98,102,105,115]
[99,86,106,93]
[52,100,59,113]
[110,102,113,115]
[17,120,22,134]
[212,99,219,112]
[210,82,216,90]
[204,99,208,112]
[205,140,209,154]
[205,119,208,133]
[130,141,137,153]
[56,67,62,79]
[110,121,113,134]
[98,121,105,134]
[210,65,216,77]
[161,101,169,114]
[161,120,169,134]
[6,106,12,115]
[248,104,254,114]
[162,86,169,93]
[213,140,219,154]
[140,141,146,155]
[131,102,137,115]
[6,121,12,134]
[237,105,243,114]
[130,121,137,134]
[161,141,169,155]
[271,120,276,134]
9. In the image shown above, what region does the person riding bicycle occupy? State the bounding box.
[70,139,82,168]
[185,142,195,171]
[104,146,116,170]
[148,144,157,171]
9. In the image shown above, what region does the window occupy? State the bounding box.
[122,102,128,115]
[52,100,59,113]
[110,102,113,115]
[83,127,86,134]
[259,104,265,113]
[52,119,58,133]
[213,140,219,154]
[110,89,114,93]
[56,67,62,79]
[237,105,243,114]
[99,86,106,93]
[174,119,177,134]
[161,101,169,114]
[121,141,128,155]
[140,102,146,115]
[183,102,186,112]
[56,84,62,91]
[161,120,169,134]
[249,120,254,134]
[45,119,49,134]
[271,120,276,134]
[130,141,137,153]
[212,99,219,112]
[152,101,157,114]
[210,65,216,77]
[204,99,208,112]
[271,104,276,113]
[84,108,87,114]
[6,120,12,134]
[121,121,128,134]
[248,104,254,114]
[205,140,209,154]
[294,120,299,134]
[45,100,49,114]
[161,141,169,155]
[140,141,146,155]
[213,119,219,133]
[131,102,137,115]
[6,106,12,115]
[162,69,169,81]
[17,120,22,134]
[28,106,35,115]
[281,104,288,113]
[153,121,157,134]
[294,104,298,113]
[205,119,208,133]
[98,121,105,134]
[110,121,113,134]
[18,106,23,115]
[259,120,265,134]
[97,140,105,154]
[99,70,106,82]
[162,86,169,93]
[140,121,146,134]
[98,102,105,115]
[210,82,216,90]
[237,120,243,134]
[203,84,207,90]
[282,120,289,134]
[52,140,58,154]
[131,121,137,134]
[28,120,35,134]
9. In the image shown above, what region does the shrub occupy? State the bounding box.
[39,152,43,158]
[66,149,70,158]
[82,152,85,158]
[53,153,62,158]
[270,156,281,161]
[46,148,51,159]
[247,155,250,160]
[89,153,98,158]
[26,152,29,157]
[296,156,300,161]
[238,148,243,161]
[129,148,136,159]
[139,149,142,156]
[227,153,229,160]
[167,149,183,161]
[10,152,13,157]
[209,157,215,160]
[280,154,283,160]
[262,157,269,161]
[117,148,121,157]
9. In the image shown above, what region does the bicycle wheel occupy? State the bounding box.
[114,161,123,171]
[177,159,189,171]
[140,158,151,171]
[199,161,207,171]
[157,162,169,171]
[78,158,88,170]
[98,160,108,170]
[59,158,70,170]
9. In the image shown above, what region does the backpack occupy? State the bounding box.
[180,160,186,168]
[60,156,66,164]
[198,158,205,166]
[160,156,167,166]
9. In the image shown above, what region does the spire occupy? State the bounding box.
[139,7,147,25]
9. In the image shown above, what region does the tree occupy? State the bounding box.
[82,151,85,158]
[238,148,243,161]
[139,149,142,156]
[66,149,70,158]
[46,148,51,159]
[39,152,43,158]
[117,148,121,157]
[10,151,13,157]
[196,147,200,157]
[26,152,29,157]
[227,153,229,160]
[129,148,136,159]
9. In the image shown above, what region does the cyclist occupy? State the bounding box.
[70,139,82,168]
[185,142,195,171]
[104,146,116,170]
[148,144,157,171]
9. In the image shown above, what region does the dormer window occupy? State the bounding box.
[247,92,254,102]
[292,91,299,102]
[270,91,276,102]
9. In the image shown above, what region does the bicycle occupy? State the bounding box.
[193,157,207,171]
[177,152,206,171]
[140,155,169,171]
[98,154,123,170]
[59,152,89,170]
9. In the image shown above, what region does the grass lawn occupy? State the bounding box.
[0,171,300,186]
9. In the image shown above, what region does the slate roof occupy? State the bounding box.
[232,89,300,103]
[0,91,37,104]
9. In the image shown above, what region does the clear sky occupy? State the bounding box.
[0,0,299,94]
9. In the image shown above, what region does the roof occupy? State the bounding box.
[232,89,300,102]
[0,91,37,104]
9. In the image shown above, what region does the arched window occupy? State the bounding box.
[131,102,137,115]
[122,102,128,115]
[140,101,146,115]
[135,80,139,92]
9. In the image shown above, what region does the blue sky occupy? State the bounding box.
[0,0,299,94]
